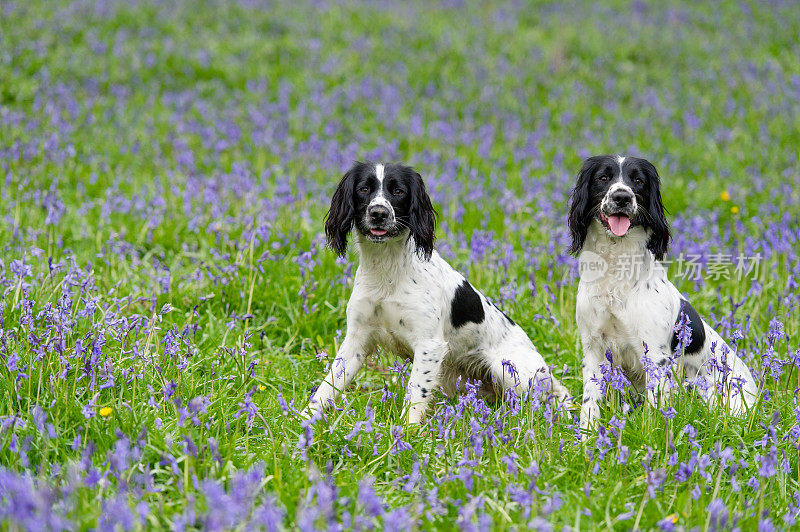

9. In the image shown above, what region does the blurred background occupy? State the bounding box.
[1,0,799,529]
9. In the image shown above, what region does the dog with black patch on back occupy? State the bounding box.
[304,161,570,423]
[567,154,758,437]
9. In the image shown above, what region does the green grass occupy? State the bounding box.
[1,0,799,529]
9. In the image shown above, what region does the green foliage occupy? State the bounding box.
[1,0,799,529]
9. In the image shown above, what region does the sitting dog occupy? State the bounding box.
[305,161,569,423]
[567,155,758,434]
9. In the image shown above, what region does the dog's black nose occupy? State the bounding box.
[610,190,633,206]
[367,205,391,222]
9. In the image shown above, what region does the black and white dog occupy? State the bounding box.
[305,161,569,423]
[568,155,758,434]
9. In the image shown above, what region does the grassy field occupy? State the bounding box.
[1,0,799,529]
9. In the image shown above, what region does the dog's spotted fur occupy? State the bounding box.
[568,155,759,436]
[305,161,569,423]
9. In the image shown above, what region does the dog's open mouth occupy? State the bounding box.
[600,212,631,237]
[365,227,397,241]
[361,223,401,241]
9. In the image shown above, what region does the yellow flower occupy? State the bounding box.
[667,514,678,524]
[259,385,266,392]
[720,190,731,201]
[99,407,113,417]
[731,206,739,214]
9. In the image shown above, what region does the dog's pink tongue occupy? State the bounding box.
[608,215,631,236]
[370,229,387,236]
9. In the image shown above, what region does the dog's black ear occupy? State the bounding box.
[641,160,670,261]
[325,164,359,257]
[568,157,600,255]
[407,169,437,260]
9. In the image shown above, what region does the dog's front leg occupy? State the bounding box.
[579,340,605,438]
[305,331,368,418]
[404,339,447,425]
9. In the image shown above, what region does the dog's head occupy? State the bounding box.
[568,155,670,259]
[325,161,437,259]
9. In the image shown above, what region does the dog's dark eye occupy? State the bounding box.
[358,186,370,194]
[392,188,405,197]
[634,177,644,185]
[598,174,610,182]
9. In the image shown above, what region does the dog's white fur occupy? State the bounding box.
[306,163,569,423]
[576,192,759,436]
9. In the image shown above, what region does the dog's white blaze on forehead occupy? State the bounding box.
[603,156,635,210]
[373,163,387,201]
[368,163,393,213]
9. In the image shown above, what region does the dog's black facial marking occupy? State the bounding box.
[450,280,485,328]
[352,163,402,241]
[568,155,671,259]
[671,299,706,354]
[331,161,437,260]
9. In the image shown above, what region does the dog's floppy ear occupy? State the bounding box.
[407,169,437,260]
[641,160,670,261]
[568,157,600,255]
[325,163,360,257]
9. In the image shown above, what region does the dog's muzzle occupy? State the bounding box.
[365,203,396,238]
[600,185,637,237]
[606,189,635,213]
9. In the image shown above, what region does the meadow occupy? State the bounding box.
[1,0,799,529]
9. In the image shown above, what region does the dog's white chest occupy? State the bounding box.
[576,279,646,367]
[370,300,409,331]
[579,292,630,340]
[348,296,417,359]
